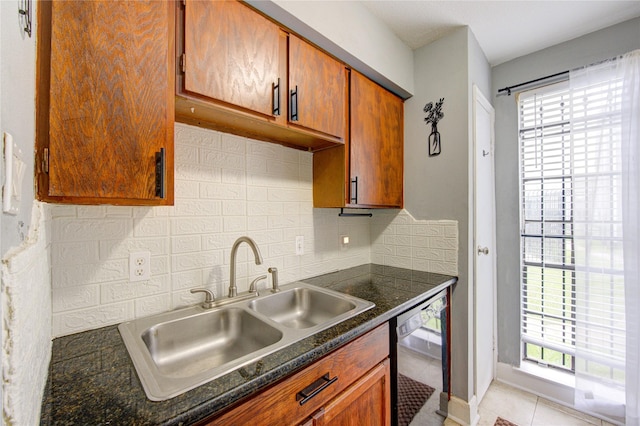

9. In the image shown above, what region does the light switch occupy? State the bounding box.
[3,132,24,215]
[295,236,304,255]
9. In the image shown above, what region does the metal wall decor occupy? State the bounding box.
[424,98,445,156]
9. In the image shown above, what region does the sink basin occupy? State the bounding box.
[119,282,374,401]
[141,307,282,378]
[248,287,356,329]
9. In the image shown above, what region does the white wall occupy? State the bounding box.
[492,17,640,367]
[0,4,4,423]
[1,203,51,426]
[0,1,50,423]
[0,0,36,253]
[248,0,414,98]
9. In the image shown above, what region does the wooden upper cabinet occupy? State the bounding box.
[176,0,346,151]
[36,0,174,205]
[183,0,281,118]
[349,71,404,208]
[288,35,347,141]
[313,71,403,209]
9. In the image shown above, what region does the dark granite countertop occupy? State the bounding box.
[40,264,456,425]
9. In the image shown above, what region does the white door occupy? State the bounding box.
[473,85,497,404]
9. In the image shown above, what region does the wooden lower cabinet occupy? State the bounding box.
[302,359,390,426]
[204,324,390,425]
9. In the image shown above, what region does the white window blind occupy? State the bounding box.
[518,79,625,380]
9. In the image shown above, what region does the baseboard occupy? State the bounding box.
[446,394,480,426]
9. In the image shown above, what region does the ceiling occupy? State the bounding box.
[360,1,640,66]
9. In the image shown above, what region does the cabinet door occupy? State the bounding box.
[183,0,281,118]
[289,35,347,141]
[205,324,389,426]
[349,71,403,208]
[38,0,174,205]
[307,360,391,426]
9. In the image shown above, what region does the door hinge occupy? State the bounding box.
[180,53,186,73]
[43,147,49,174]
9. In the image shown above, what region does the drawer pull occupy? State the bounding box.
[296,373,338,405]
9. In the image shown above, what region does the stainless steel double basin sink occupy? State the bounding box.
[118,282,374,401]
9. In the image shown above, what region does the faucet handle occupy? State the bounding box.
[190,288,215,309]
[249,275,267,295]
[268,267,279,293]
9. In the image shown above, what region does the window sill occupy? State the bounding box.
[516,360,575,388]
[496,360,575,406]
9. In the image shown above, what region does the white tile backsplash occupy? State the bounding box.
[2,202,52,425]
[50,124,370,336]
[371,210,458,276]
[50,123,459,337]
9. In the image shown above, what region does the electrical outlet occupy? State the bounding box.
[341,235,350,246]
[295,236,304,255]
[129,251,151,282]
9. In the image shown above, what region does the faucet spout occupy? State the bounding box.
[229,236,263,298]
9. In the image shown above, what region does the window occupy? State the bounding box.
[519,82,576,371]
[518,79,625,380]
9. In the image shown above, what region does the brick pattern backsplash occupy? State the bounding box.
[50,124,371,337]
[2,202,52,425]
[50,124,458,337]
[371,209,458,275]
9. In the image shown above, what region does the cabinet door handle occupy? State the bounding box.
[272,78,280,116]
[155,148,165,199]
[290,85,298,121]
[296,373,338,406]
[350,176,358,204]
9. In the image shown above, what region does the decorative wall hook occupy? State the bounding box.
[424,98,445,157]
[18,0,32,38]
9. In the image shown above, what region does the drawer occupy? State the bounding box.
[208,323,390,425]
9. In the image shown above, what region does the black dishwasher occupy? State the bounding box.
[390,288,450,426]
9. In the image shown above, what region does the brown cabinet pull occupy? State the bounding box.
[296,373,338,406]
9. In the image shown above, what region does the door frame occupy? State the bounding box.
[472,84,497,403]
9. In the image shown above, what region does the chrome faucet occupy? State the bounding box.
[249,275,267,296]
[190,288,215,309]
[229,236,263,298]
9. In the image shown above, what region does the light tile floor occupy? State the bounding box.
[477,381,615,426]
[398,345,612,426]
